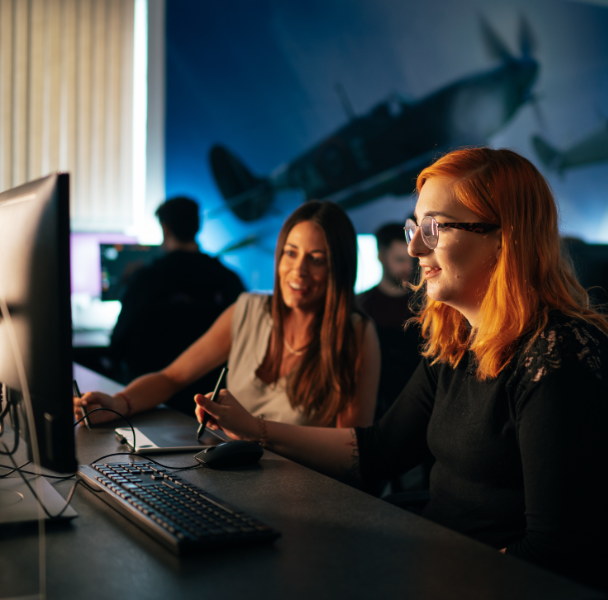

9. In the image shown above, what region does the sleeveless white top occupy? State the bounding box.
[226,293,317,425]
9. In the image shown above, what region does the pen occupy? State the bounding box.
[197,367,228,441]
[73,380,92,430]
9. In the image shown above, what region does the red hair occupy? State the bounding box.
[413,147,608,379]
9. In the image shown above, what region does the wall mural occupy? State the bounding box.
[165,0,608,291]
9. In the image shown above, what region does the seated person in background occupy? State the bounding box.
[191,148,608,593]
[358,222,422,419]
[76,201,380,428]
[110,196,244,414]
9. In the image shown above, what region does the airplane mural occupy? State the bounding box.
[209,17,541,222]
[531,120,608,175]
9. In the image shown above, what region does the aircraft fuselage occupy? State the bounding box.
[271,58,538,203]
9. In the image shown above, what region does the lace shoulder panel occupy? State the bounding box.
[513,317,608,389]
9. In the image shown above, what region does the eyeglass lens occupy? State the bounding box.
[404,217,439,249]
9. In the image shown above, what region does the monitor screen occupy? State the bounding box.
[0,173,76,473]
[71,232,138,299]
[100,243,164,301]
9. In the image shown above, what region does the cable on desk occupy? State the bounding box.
[0,386,11,421]
[0,466,76,480]
[0,441,101,520]
[0,407,133,517]
[138,454,202,471]
[89,451,201,472]
[74,407,137,452]
[1,407,198,519]
[0,392,20,456]
[0,460,31,477]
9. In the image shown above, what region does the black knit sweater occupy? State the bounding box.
[357,314,608,591]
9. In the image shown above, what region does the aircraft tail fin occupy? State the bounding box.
[209,145,274,222]
[531,135,561,170]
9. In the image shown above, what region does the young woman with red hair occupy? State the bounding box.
[196,148,608,592]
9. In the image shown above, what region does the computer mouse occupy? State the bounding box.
[194,440,263,469]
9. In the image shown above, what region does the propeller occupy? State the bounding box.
[529,93,547,130]
[335,83,356,121]
[215,231,275,257]
[516,15,543,128]
[479,16,513,62]
[518,15,537,58]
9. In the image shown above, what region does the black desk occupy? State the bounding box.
[1,365,605,600]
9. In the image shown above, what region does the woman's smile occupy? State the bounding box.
[287,281,309,292]
[421,263,442,279]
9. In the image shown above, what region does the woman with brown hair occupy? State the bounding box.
[74,201,380,427]
[193,148,608,592]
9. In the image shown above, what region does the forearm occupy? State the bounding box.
[196,391,365,480]
[262,422,361,480]
[122,372,182,413]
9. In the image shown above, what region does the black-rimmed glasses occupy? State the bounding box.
[404,216,499,250]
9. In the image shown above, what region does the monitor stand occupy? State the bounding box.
[0,477,77,524]
[0,478,76,600]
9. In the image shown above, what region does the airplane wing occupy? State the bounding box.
[322,147,452,209]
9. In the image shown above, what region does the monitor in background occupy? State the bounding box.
[100,243,164,301]
[0,173,77,474]
[71,231,138,299]
[355,234,383,294]
[70,232,137,335]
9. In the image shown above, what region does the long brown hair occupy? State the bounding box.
[413,147,608,379]
[269,201,364,425]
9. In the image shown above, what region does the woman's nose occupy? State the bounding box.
[294,255,308,274]
[408,227,430,258]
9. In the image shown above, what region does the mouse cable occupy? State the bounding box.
[88,450,201,472]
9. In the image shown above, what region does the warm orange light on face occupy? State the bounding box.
[278,220,329,313]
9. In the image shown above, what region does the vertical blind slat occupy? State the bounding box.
[0,0,136,230]
[0,0,14,187]
[13,0,29,187]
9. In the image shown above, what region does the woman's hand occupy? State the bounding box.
[73,391,129,425]
[194,390,259,442]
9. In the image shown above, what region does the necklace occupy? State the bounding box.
[284,337,306,356]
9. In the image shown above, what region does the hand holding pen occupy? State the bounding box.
[73,380,92,429]
[197,367,228,441]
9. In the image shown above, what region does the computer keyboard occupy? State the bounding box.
[78,461,280,555]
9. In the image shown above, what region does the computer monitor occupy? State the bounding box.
[71,231,138,299]
[100,243,164,301]
[0,173,77,474]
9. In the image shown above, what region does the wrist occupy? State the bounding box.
[256,414,268,448]
[114,391,134,417]
[242,413,264,444]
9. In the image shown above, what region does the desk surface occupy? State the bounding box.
[1,365,605,600]
[72,329,111,348]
